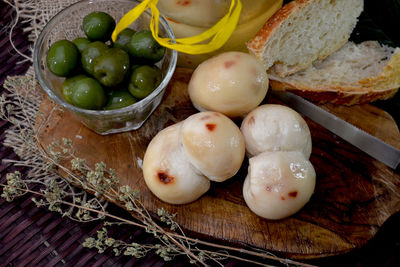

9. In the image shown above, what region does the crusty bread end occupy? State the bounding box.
[269,41,400,105]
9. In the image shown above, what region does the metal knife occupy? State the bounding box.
[272,91,400,171]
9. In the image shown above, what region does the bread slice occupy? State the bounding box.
[269,41,400,105]
[247,0,363,77]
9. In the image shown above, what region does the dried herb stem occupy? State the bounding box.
[120,191,202,264]
[0,183,314,267]
[197,249,276,267]
[168,233,316,267]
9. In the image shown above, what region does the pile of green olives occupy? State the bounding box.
[46,11,165,110]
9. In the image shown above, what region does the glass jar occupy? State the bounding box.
[157,0,283,68]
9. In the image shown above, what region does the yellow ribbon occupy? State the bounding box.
[112,0,242,55]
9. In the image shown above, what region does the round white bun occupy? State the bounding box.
[243,151,316,220]
[241,104,312,158]
[142,123,210,204]
[180,111,245,182]
[188,51,269,118]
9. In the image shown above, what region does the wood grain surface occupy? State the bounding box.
[35,68,400,259]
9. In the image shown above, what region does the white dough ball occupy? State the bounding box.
[188,52,269,118]
[243,151,316,220]
[180,111,245,182]
[241,104,312,158]
[143,123,210,204]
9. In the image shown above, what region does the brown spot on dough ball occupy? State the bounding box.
[281,196,286,200]
[205,123,216,131]
[224,60,236,69]
[288,191,298,198]
[200,115,211,120]
[157,171,174,184]
[176,0,191,6]
[247,116,255,126]
[265,185,272,192]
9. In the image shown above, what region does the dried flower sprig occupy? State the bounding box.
[82,226,181,261]
[1,171,28,201]
[1,180,314,267]
[39,136,208,262]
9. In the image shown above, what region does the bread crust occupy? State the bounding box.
[359,48,400,89]
[270,79,398,105]
[246,0,310,56]
[269,48,400,105]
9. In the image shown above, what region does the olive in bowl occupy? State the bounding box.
[46,40,79,77]
[128,65,162,99]
[83,11,116,41]
[127,30,166,63]
[34,0,177,135]
[93,48,130,87]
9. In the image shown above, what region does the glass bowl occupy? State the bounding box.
[34,0,177,135]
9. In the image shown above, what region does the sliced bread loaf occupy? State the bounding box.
[269,41,400,105]
[247,0,364,77]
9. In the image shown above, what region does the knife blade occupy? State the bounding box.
[272,91,400,171]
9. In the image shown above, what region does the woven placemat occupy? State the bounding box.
[1,1,400,266]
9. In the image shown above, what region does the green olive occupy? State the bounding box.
[127,30,165,63]
[71,77,106,110]
[113,28,136,52]
[83,11,116,41]
[46,39,79,77]
[81,41,109,76]
[128,65,162,99]
[104,90,137,110]
[72,37,91,53]
[93,48,130,87]
[62,74,89,104]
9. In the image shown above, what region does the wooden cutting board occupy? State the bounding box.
[35,68,400,259]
